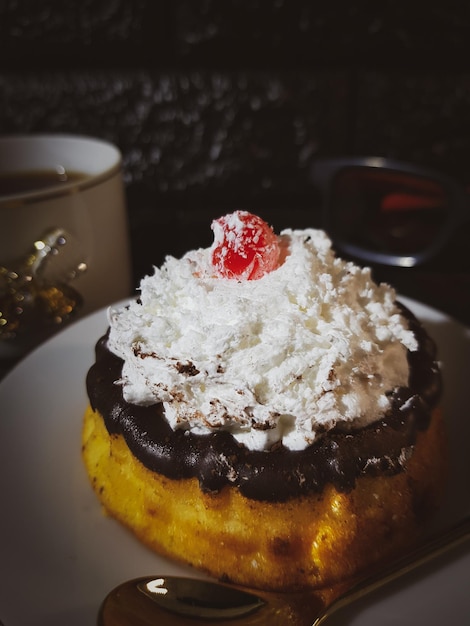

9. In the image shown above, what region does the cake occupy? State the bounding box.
[82,211,446,591]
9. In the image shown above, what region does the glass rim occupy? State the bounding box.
[310,156,469,267]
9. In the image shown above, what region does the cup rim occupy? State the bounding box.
[0,133,123,206]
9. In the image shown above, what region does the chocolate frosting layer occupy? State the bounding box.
[86,304,441,502]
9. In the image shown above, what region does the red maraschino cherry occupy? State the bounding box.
[211,211,281,280]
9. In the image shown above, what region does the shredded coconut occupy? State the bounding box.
[107,228,417,451]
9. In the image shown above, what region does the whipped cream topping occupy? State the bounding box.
[107,228,417,451]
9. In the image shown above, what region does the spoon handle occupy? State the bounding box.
[314,516,470,625]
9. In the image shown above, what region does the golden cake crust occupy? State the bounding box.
[82,403,447,591]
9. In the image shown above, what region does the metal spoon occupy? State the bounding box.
[99,516,470,625]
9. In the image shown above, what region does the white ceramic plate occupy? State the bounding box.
[0,297,469,626]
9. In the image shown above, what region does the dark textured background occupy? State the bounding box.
[1,0,470,324]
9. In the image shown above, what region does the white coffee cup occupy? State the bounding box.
[0,133,132,360]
